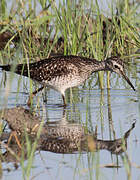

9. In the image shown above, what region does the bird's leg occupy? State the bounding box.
[27,86,45,107]
[62,94,67,107]
[8,131,22,149]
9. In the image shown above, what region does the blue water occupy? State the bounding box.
[0,69,139,180]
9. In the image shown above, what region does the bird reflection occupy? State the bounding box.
[0,106,136,163]
[40,120,135,154]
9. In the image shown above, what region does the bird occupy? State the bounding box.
[0,55,135,106]
[0,106,135,154]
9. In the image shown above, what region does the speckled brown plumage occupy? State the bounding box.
[0,107,136,154]
[40,122,136,154]
[2,56,101,82]
[0,55,135,106]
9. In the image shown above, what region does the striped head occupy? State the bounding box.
[105,56,135,91]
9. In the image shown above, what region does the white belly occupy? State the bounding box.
[42,74,85,95]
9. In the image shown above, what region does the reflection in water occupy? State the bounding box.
[40,121,135,154]
[0,106,136,164]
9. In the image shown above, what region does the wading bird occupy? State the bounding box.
[0,55,135,106]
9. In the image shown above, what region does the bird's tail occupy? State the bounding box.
[0,64,29,77]
[0,65,11,71]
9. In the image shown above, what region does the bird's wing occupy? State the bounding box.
[15,57,79,82]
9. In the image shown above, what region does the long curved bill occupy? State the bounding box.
[120,71,135,91]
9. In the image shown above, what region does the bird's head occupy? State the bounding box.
[105,56,135,91]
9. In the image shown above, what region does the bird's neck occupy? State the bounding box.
[91,60,106,73]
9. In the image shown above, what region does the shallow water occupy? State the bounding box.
[0,66,139,180]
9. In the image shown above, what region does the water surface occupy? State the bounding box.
[0,67,139,180]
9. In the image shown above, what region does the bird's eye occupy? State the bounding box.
[114,65,120,69]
